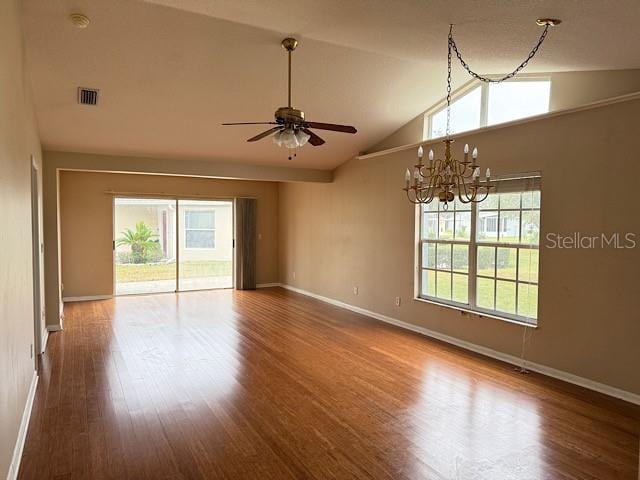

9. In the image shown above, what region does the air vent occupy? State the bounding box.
[78,87,99,105]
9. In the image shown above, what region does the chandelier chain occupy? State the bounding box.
[446,27,453,137]
[404,19,557,207]
[448,24,550,84]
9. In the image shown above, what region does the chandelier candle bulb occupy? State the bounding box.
[486,168,491,182]
[405,169,411,188]
[472,147,478,160]
[464,143,469,162]
[418,146,424,158]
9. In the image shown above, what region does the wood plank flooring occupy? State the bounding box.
[19,287,639,479]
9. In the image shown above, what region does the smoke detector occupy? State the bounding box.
[69,13,90,28]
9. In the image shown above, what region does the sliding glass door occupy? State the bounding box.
[114,198,177,295]
[114,197,233,295]
[178,200,233,291]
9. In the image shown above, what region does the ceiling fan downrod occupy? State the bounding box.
[281,37,298,109]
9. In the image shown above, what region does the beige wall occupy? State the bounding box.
[0,0,42,477]
[59,171,278,299]
[279,97,640,396]
[366,69,640,153]
[367,114,424,155]
[43,151,330,327]
[550,69,640,110]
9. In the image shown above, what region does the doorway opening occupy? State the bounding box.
[30,156,43,366]
[113,198,233,295]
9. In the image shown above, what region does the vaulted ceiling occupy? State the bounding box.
[22,0,640,169]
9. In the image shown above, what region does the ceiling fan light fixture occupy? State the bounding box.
[221,37,356,156]
[281,128,298,149]
[295,129,310,147]
[272,130,283,146]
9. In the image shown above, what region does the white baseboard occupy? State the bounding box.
[7,371,38,480]
[46,324,62,332]
[256,283,282,288]
[40,328,48,353]
[62,294,112,303]
[280,284,640,406]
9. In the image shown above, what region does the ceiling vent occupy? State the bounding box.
[77,87,99,106]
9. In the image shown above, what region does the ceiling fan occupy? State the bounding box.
[222,37,357,158]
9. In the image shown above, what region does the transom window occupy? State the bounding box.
[184,210,215,249]
[419,177,541,325]
[426,79,551,140]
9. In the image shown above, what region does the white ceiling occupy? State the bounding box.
[22,0,640,170]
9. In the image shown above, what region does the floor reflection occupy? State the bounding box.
[407,364,542,479]
[19,289,639,480]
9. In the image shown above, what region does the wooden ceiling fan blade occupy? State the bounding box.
[247,127,282,142]
[222,122,278,125]
[302,128,325,146]
[304,122,357,134]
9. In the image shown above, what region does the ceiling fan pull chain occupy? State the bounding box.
[448,23,553,84]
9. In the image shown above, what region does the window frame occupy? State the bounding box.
[184,210,216,250]
[416,175,541,327]
[424,76,551,140]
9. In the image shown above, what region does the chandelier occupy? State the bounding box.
[404,19,560,208]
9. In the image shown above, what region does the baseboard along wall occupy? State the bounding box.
[277,284,640,406]
[6,372,38,480]
[62,295,113,303]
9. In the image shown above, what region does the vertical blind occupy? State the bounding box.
[234,198,257,290]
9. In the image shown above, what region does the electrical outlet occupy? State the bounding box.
[353,286,358,295]
[395,296,401,306]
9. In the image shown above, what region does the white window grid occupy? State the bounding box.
[418,186,540,325]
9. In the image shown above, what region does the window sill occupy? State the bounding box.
[412,296,538,329]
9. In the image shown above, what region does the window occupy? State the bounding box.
[184,210,215,249]
[419,177,541,324]
[487,81,551,125]
[426,79,551,140]
[430,86,482,139]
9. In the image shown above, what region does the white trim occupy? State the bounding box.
[280,284,640,406]
[412,296,537,328]
[7,371,38,480]
[359,91,640,160]
[62,295,112,303]
[40,328,48,353]
[256,283,282,288]
[46,324,63,332]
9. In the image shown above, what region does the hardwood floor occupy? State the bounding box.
[19,288,639,479]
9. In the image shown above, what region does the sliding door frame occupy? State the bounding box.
[112,194,235,295]
[177,198,235,293]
